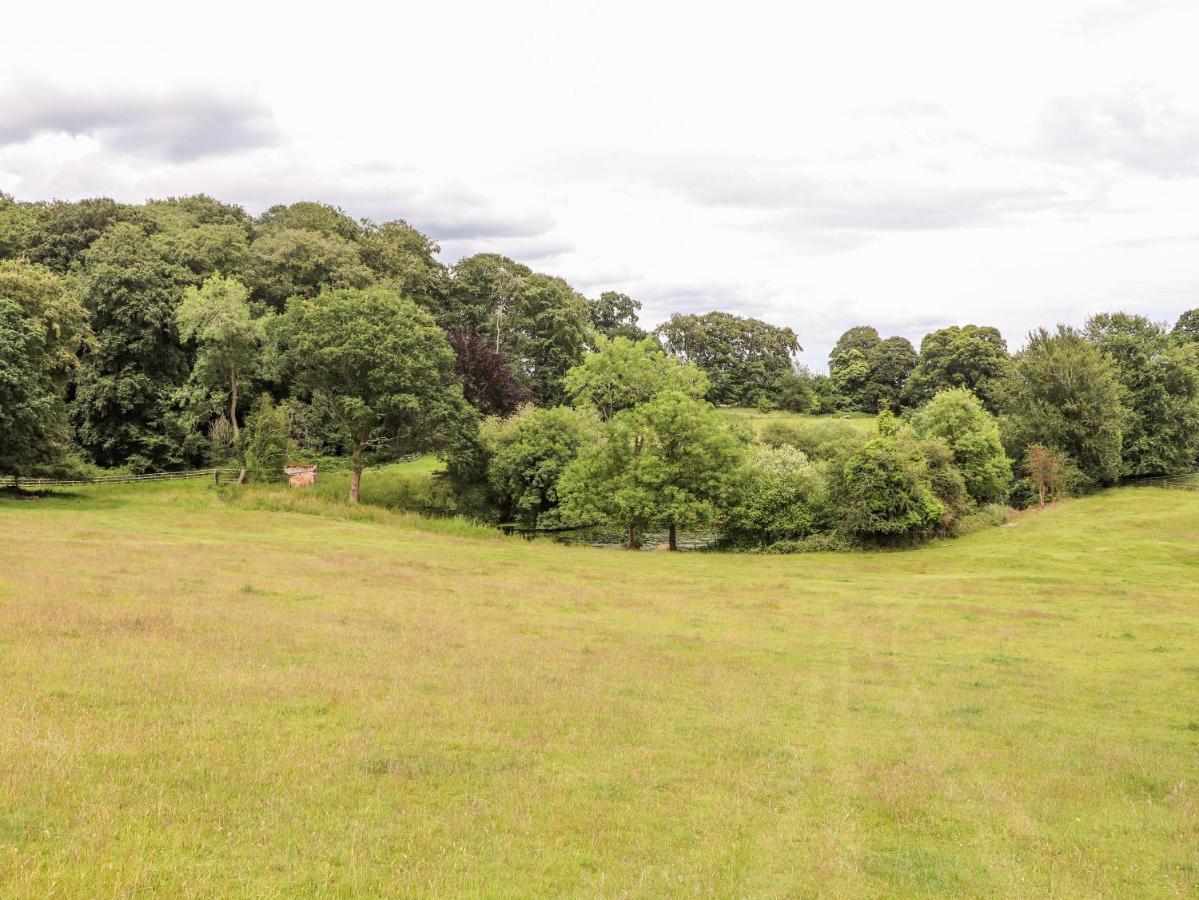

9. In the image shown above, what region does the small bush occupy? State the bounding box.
[722,445,830,547]
[757,532,857,554]
[951,503,1007,536]
[759,420,867,462]
[835,435,945,542]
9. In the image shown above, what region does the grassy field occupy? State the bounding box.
[1,482,1197,897]
[720,407,876,436]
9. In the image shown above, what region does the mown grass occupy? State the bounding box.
[0,481,1197,897]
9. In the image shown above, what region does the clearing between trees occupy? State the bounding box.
[0,482,1196,897]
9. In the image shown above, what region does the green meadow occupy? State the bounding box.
[1,481,1197,897]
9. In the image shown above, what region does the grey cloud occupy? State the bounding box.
[580,153,1073,243]
[0,82,280,161]
[439,235,575,266]
[1039,86,1199,177]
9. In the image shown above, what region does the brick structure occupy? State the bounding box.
[283,464,317,487]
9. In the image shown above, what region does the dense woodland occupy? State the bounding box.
[3,193,1199,549]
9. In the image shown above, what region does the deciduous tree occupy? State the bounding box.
[0,261,90,481]
[902,324,1008,411]
[564,336,707,420]
[72,223,190,470]
[656,311,800,407]
[910,388,1011,504]
[481,405,596,527]
[280,285,469,503]
[998,326,1127,486]
[558,391,742,549]
[1085,312,1199,476]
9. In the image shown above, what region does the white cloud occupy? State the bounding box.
[2,0,1199,369]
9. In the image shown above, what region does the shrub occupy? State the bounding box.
[759,419,867,462]
[835,435,944,542]
[757,532,857,554]
[481,405,596,527]
[722,445,831,547]
[239,395,294,483]
[919,437,970,532]
[910,388,1011,504]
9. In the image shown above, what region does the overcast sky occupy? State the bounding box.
[3,0,1198,369]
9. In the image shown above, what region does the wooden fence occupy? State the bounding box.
[5,454,427,489]
[1129,472,1199,492]
[3,469,241,488]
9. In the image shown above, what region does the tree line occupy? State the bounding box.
[3,194,1199,549]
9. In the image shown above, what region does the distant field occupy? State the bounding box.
[719,406,876,435]
[1,482,1197,896]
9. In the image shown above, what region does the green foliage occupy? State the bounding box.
[509,274,591,405]
[0,261,91,478]
[23,198,146,273]
[918,436,970,527]
[142,195,252,232]
[998,326,1128,486]
[722,445,830,547]
[902,325,1009,411]
[446,253,531,334]
[759,418,869,462]
[564,336,707,420]
[587,291,646,341]
[774,367,816,412]
[153,223,253,286]
[256,202,362,241]
[176,274,273,435]
[71,223,191,470]
[358,220,449,314]
[481,405,597,527]
[910,388,1011,504]
[655,311,801,407]
[835,435,945,541]
[446,256,590,404]
[238,396,294,482]
[1171,308,1199,343]
[279,285,470,499]
[1084,312,1199,476]
[829,327,917,412]
[559,391,743,547]
[0,194,36,260]
[250,228,373,309]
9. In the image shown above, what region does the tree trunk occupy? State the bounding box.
[350,465,363,504]
[229,366,239,438]
[668,522,678,551]
[627,524,640,550]
[237,466,247,485]
[1038,484,1045,509]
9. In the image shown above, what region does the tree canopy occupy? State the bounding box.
[559,391,743,549]
[1084,313,1199,477]
[656,311,800,407]
[0,261,90,478]
[902,325,1009,411]
[280,285,470,501]
[564,336,707,420]
[999,326,1127,486]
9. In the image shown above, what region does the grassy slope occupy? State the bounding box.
[0,483,1197,897]
[720,407,876,435]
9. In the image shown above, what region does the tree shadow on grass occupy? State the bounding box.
[0,487,127,510]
